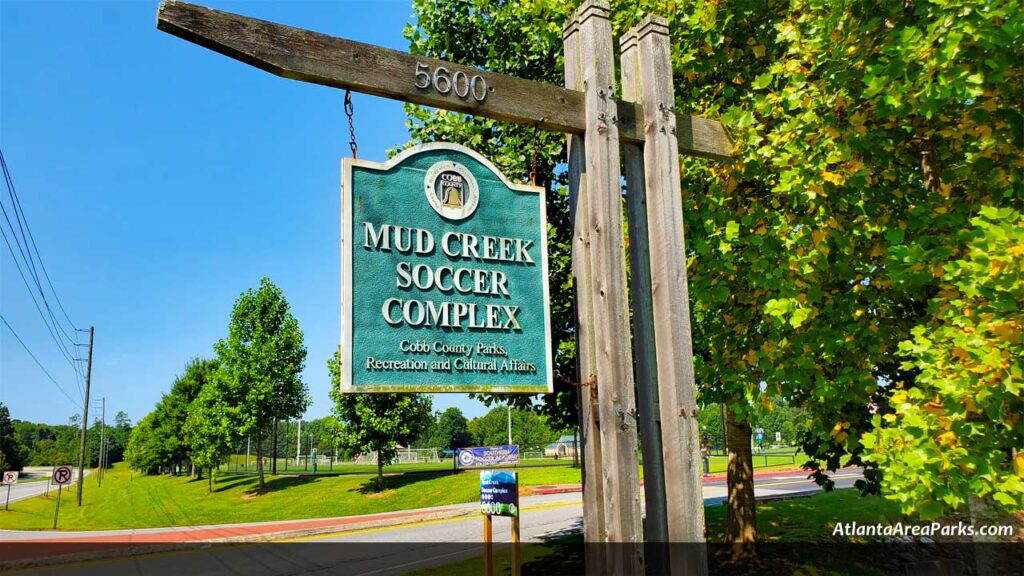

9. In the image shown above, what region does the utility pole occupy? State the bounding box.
[507,403,512,445]
[76,326,94,507]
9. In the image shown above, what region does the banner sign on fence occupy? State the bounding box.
[341,142,553,394]
[480,470,519,517]
[457,445,519,468]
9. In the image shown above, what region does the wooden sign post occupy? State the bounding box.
[156,2,731,574]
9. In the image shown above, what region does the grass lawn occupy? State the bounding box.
[0,463,583,531]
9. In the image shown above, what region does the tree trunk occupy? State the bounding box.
[256,436,265,492]
[376,458,385,492]
[271,420,278,476]
[196,466,203,480]
[208,471,212,494]
[726,408,756,548]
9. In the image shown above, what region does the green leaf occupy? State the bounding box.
[725,220,740,241]
[752,72,773,90]
[790,307,810,328]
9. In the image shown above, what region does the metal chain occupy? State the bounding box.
[344,89,357,159]
[529,125,540,186]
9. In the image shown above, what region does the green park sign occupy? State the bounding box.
[341,143,553,393]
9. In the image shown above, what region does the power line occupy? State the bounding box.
[0,313,80,408]
[0,221,80,376]
[0,149,79,344]
[0,148,85,395]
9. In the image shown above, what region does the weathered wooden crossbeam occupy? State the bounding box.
[157,1,732,160]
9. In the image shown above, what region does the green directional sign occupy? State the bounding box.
[341,143,553,393]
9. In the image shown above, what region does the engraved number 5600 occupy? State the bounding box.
[415,62,487,102]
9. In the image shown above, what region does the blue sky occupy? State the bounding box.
[1,1,505,425]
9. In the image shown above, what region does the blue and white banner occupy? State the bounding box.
[456,445,519,468]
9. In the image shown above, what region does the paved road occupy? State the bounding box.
[4,470,87,506]
[5,469,863,576]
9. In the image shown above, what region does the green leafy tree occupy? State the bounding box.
[144,358,212,473]
[0,403,25,472]
[402,0,578,431]
[407,0,1023,546]
[424,407,473,452]
[12,419,80,467]
[861,207,1024,519]
[328,351,432,491]
[468,406,559,447]
[184,380,237,493]
[126,412,161,473]
[214,278,309,491]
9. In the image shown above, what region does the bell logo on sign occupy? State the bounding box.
[424,160,479,221]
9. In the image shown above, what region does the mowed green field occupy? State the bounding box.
[220,449,806,477]
[0,463,582,531]
[219,455,571,475]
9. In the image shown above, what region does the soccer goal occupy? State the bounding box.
[358,448,440,464]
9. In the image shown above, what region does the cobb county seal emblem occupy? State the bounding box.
[424,160,479,220]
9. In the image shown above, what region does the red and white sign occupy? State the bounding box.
[1,471,17,485]
[53,466,73,485]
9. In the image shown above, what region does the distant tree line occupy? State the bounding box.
[0,401,132,473]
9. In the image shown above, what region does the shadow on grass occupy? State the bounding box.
[211,475,259,494]
[351,470,453,495]
[242,474,321,496]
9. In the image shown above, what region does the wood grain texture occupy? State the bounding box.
[624,15,708,574]
[573,1,643,572]
[563,16,607,576]
[156,1,732,160]
[620,31,670,572]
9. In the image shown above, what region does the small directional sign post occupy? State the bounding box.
[480,470,520,576]
[2,471,17,511]
[52,465,73,529]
